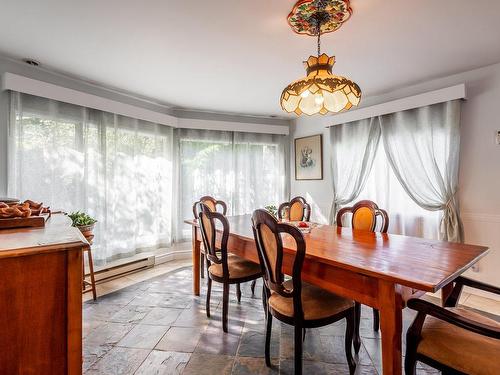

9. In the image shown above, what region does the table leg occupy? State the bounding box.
[378,280,403,375]
[441,282,453,307]
[192,225,201,296]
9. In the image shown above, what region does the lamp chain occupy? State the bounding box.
[317,25,321,56]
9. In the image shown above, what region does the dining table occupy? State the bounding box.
[184,214,489,375]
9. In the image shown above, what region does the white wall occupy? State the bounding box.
[290,62,500,288]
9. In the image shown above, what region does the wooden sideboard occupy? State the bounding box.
[0,214,88,375]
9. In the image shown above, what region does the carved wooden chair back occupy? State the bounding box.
[336,200,389,233]
[196,202,230,279]
[192,196,227,218]
[278,196,311,222]
[252,209,306,319]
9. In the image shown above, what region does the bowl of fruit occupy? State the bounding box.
[294,221,312,234]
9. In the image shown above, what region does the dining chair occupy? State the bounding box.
[197,202,262,333]
[192,196,227,279]
[252,209,357,375]
[405,276,500,375]
[278,196,311,221]
[193,196,256,296]
[336,200,389,350]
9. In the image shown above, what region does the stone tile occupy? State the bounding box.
[155,326,204,353]
[361,338,382,374]
[117,324,169,349]
[83,342,114,371]
[238,330,280,358]
[83,322,135,370]
[232,356,279,374]
[85,346,150,375]
[182,353,234,375]
[279,359,351,375]
[358,318,381,339]
[141,307,183,326]
[317,320,346,336]
[195,323,242,356]
[109,305,153,324]
[354,364,379,374]
[416,360,441,373]
[84,322,135,345]
[147,278,193,293]
[83,303,125,321]
[134,350,191,375]
[80,265,446,375]
[280,329,350,364]
[173,306,211,327]
[83,318,105,339]
[129,291,192,308]
[96,289,138,305]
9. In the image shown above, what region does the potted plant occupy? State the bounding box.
[68,211,97,243]
[264,205,278,219]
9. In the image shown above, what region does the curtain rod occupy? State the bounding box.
[325,84,466,128]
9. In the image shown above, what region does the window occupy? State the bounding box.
[9,93,288,263]
[359,137,441,239]
[177,129,287,238]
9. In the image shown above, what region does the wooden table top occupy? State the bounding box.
[185,214,489,293]
[0,213,89,258]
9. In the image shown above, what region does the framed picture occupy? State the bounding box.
[294,134,323,180]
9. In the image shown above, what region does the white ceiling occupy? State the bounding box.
[1,0,500,118]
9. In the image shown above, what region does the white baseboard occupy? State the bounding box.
[155,249,192,265]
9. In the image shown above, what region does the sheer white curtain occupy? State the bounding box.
[329,117,381,224]
[8,92,175,265]
[177,128,287,239]
[379,100,463,242]
[358,141,441,239]
[333,100,462,241]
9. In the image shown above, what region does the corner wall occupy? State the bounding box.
[290,62,500,288]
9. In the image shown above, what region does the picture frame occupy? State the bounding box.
[294,134,323,180]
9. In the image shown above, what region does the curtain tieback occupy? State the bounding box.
[444,189,458,210]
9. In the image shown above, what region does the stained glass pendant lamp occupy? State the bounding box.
[280,0,361,116]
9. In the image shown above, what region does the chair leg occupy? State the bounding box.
[87,248,97,301]
[294,324,303,375]
[372,308,380,331]
[206,277,212,318]
[265,310,273,367]
[353,302,361,354]
[236,283,242,303]
[345,309,357,375]
[261,284,268,313]
[251,279,256,295]
[404,354,417,375]
[200,254,205,279]
[222,283,229,333]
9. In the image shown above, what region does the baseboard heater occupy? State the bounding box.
[87,256,155,284]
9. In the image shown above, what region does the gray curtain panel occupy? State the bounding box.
[329,117,381,224]
[379,100,464,242]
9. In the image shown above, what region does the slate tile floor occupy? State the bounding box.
[84,267,441,374]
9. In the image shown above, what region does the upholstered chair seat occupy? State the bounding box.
[269,279,354,321]
[208,254,261,280]
[416,307,500,375]
[405,277,500,375]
